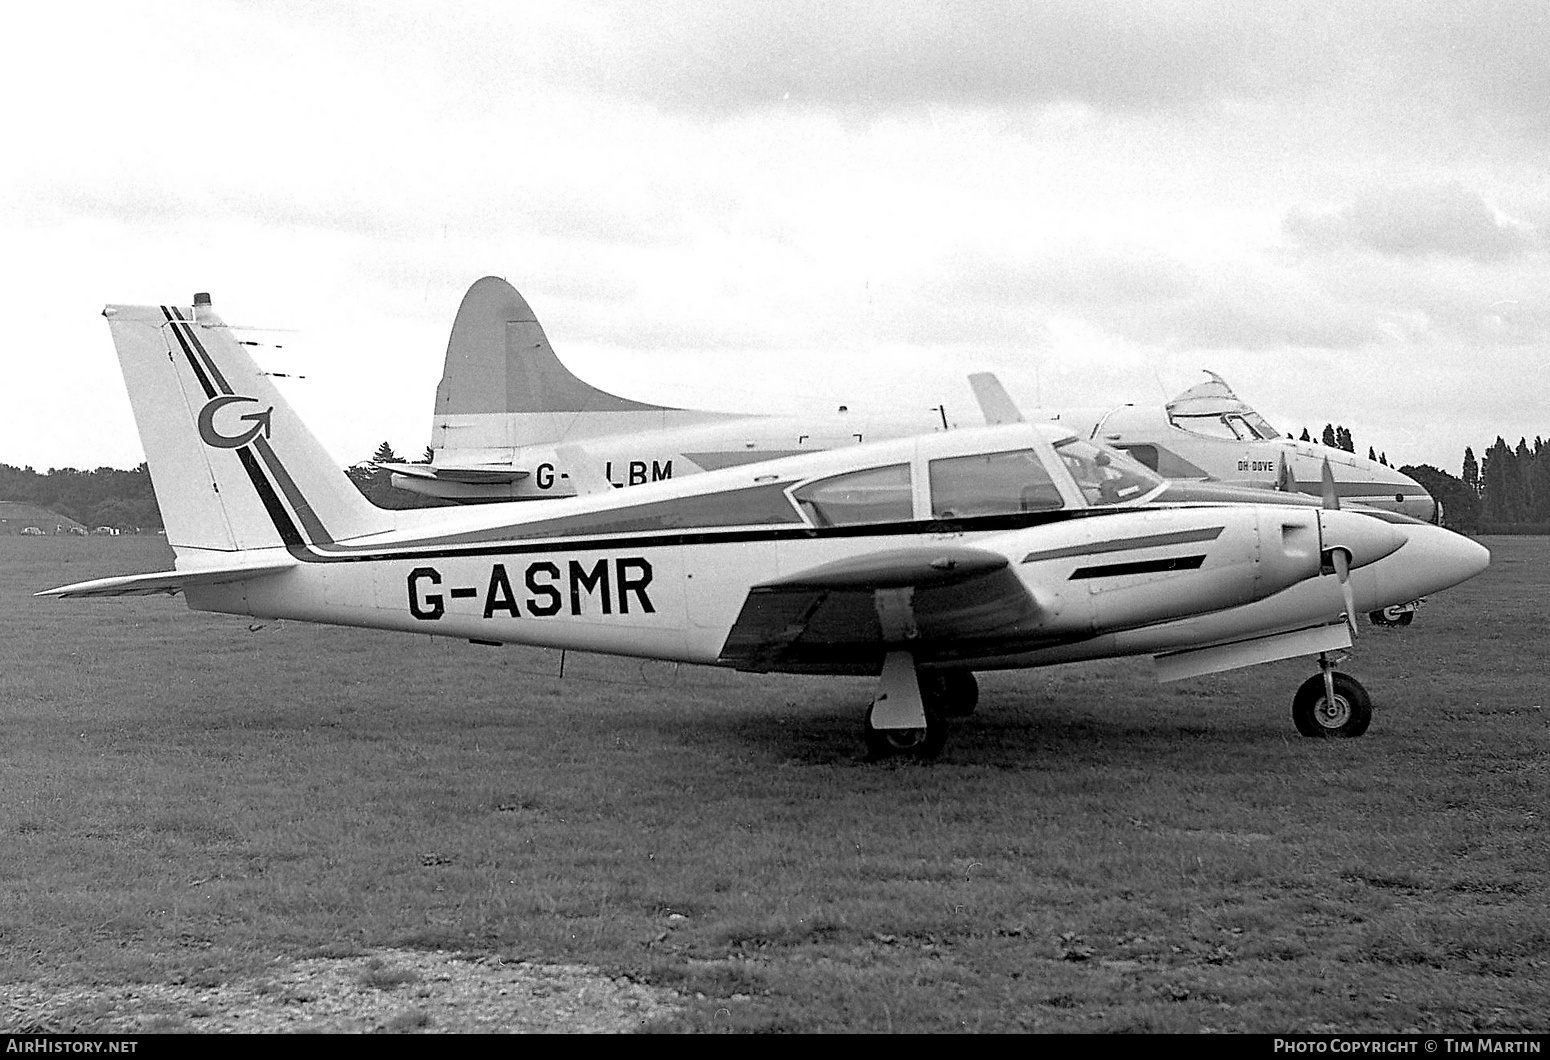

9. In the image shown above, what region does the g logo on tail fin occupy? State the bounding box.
[198,395,274,449]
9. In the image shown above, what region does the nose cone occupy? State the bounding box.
[1353,524,1490,611]
[1320,509,1407,569]
[1404,525,1491,593]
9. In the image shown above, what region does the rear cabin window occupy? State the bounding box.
[792,464,913,526]
[929,449,1064,518]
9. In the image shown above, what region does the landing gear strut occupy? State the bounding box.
[1292,654,1372,738]
[864,652,952,759]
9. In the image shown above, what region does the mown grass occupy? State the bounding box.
[1,534,1544,1032]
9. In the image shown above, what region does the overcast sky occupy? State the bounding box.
[4,0,1546,475]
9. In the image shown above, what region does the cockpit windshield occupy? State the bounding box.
[1054,439,1164,506]
[1166,372,1280,441]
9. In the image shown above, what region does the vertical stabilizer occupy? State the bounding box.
[104,300,395,555]
[434,277,671,419]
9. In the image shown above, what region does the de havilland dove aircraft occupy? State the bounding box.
[41,296,1488,759]
[1042,371,1436,521]
[387,278,1435,528]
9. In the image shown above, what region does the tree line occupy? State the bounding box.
[0,462,163,532]
[0,443,444,533]
[1453,436,1550,534]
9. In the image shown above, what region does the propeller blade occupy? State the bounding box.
[1321,457,1339,510]
[1332,547,1358,639]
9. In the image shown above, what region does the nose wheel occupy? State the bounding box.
[1292,663,1372,738]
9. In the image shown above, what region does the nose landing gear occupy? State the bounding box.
[1292,654,1372,738]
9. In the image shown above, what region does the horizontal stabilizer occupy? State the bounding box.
[37,559,296,599]
[376,461,530,485]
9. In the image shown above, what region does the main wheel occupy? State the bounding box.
[864,701,948,760]
[1292,672,1372,738]
[920,670,979,718]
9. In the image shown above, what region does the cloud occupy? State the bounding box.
[930,241,1390,353]
[1285,183,1536,261]
[579,1,1278,116]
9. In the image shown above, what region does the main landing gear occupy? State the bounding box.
[1292,653,1372,738]
[863,652,978,759]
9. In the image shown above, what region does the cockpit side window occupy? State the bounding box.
[791,464,913,527]
[928,449,1064,518]
[1055,439,1164,506]
[1238,411,1280,440]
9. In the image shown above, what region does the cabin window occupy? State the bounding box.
[792,464,913,526]
[1055,439,1163,506]
[1116,442,1210,480]
[928,449,1063,518]
[1115,443,1159,472]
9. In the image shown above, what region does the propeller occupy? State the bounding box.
[1322,458,1359,639]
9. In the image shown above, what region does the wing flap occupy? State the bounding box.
[37,559,297,599]
[718,546,1041,671]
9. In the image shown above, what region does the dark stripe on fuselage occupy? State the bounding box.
[1022,525,1223,564]
[237,446,308,549]
[270,505,1238,566]
[252,435,337,546]
[162,307,217,400]
[168,307,235,394]
[1069,555,1207,579]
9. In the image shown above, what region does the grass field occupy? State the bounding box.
[1,534,1545,1032]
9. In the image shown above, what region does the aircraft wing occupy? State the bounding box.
[36,559,297,599]
[717,545,1042,671]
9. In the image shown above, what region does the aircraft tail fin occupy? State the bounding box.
[434,277,673,421]
[103,297,395,556]
[968,372,1025,425]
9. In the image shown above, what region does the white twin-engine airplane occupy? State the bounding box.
[41,297,1487,759]
[387,277,1436,525]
